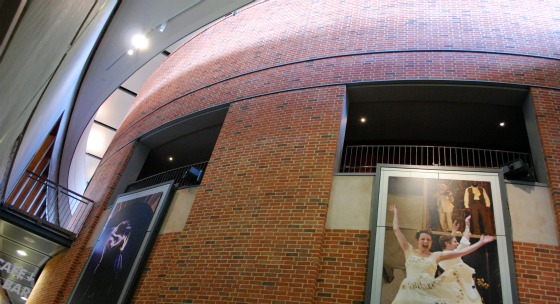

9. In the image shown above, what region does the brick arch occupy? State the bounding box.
[105,51,559,165]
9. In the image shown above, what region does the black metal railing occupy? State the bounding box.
[340,145,533,174]
[126,161,208,192]
[3,171,95,235]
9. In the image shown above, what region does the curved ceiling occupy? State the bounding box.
[63,0,256,194]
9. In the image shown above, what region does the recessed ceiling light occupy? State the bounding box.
[131,34,148,50]
[360,117,366,123]
[127,48,134,56]
[168,157,173,161]
[499,122,505,127]
[16,250,27,256]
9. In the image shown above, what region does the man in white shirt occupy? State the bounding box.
[463,182,493,235]
[435,183,454,231]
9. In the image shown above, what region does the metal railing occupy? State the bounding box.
[126,161,208,192]
[340,145,533,173]
[3,171,95,235]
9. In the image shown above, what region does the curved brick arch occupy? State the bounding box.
[110,0,560,161]
[106,51,559,164]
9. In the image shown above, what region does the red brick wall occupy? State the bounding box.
[109,0,560,157]
[514,242,560,303]
[531,88,560,241]
[31,0,560,303]
[132,87,345,303]
[315,230,370,303]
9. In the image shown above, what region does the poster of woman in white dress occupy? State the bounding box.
[366,167,517,304]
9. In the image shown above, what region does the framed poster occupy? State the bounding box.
[365,165,517,304]
[67,181,174,304]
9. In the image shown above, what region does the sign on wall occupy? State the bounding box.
[365,166,518,304]
[67,181,174,304]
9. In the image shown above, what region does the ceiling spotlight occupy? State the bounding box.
[168,157,173,161]
[131,34,148,50]
[499,122,505,127]
[16,250,27,256]
[159,23,167,32]
[127,48,134,55]
[360,117,367,123]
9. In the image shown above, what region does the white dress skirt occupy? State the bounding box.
[392,243,480,304]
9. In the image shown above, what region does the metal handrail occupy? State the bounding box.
[340,145,533,173]
[4,170,95,235]
[126,161,208,192]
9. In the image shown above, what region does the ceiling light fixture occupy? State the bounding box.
[169,157,173,161]
[131,34,148,50]
[499,122,505,127]
[159,23,167,32]
[127,48,134,56]
[360,117,366,123]
[16,250,27,256]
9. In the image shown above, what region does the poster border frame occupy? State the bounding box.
[66,180,175,304]
[364,164,518,304]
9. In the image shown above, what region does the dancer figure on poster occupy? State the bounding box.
[389,204,495,304]
[464,182,493,235]
[82,220,132,302]
[438,216,483,303]
[435,183,454,231]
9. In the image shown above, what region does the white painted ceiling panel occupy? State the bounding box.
[94,88,135,129]
[86,123,116,158]
[85,155,101,181]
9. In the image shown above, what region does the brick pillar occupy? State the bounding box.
[131,87,344,303]
[531,87,560,242]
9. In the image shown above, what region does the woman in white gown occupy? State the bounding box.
[438,216,483,303]
[389,204,494,304]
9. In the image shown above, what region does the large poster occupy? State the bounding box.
[67,182,174,304]
[366,166,517,304]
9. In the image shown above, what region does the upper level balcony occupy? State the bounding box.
[0,171,94,303]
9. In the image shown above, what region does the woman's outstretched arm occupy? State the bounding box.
[389,204,408,252]
[462,215,472,241]
[433,234,495,263]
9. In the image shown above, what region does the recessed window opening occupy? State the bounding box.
[126,107,228,192]
[340,83,539,182]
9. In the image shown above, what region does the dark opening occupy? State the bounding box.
[342,83,532,175]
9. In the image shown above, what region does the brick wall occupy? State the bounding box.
[315,230,370,303]
[514,242,560,303]
[531,88,560,241]
[110,0,560,157]
[31,0,560,303]
[130,87,344,303]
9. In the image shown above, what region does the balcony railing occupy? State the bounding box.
[126,161,208,192]
[340,145,533,174]
[3,170,95,235]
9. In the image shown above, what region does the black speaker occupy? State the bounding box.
[501,159,530,180]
